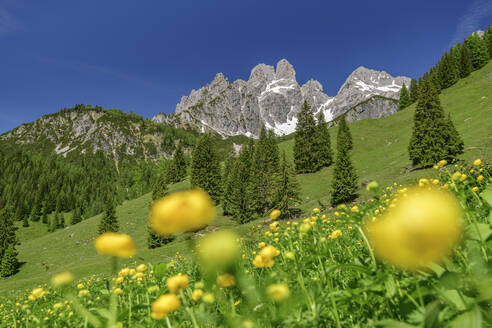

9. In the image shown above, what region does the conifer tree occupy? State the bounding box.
[398,83,412,110]
[229,147,255,224]
[465,33,489,69]
[0,245,19,277]
[294,101,318,173]
[0,207,17,261]
[331,125,358,206]
[152,173,168,201]
[438,52,459,89]
[165,160,177,184]
[71,206,82,225]
[313,111,333,168]
[173,142,187,182]
[191,134,222,203]
[221,151,236,216]
[57,212,65,229]
[336,115,353,151]
[271,151,300,220]
[486,25,492,57]
[249,126,279,214]
[459,43,474,78]
[29,202,40,222]
[41,203,48,225]
[408,79,463,167]
[409,78,419,103]
[444,113,464,158]
[451,43,462,75]
[22,215,29,228]
[97,197,119,235]
[148,173,171,249]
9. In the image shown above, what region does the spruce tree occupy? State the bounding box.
[229,147,255,224]
[409,78,419,103]
[173,142,187,182]
[398,83,412,110]
[460,43,474,78]
[444,113,464,159]
[57,212,65,229]
[41,202,48,224]
[165,160,178,184]
[336,115,353,152]
[148,172,171,249]
[294,101,318,173]
[221,151,236,216]
[313,111,333,168]
[438,52,459,89]
[22,215,29,228]
[330,136,358,206]
[408,79,463,167]
[71,206,82,225]
[465,33,489,69]
[271,151,300,220]
[190,134,222,203]
[0,245,19,277]
[0,207,17,261]
[97,197,119,235]
[152,173,169,201]
[487,25,492,57]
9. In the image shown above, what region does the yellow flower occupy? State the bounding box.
[269,209,281,220]
[459,174,467,182]
[234,300,241,306]
[330,230,342,239]
[284,251,295,260]
[477,175,484,182]
[451,172,461,181]
[76,283,84,289]
[351,206,359,213]
[299,223,311,233]
[216,274,235,288]
[94,233,136,258]
[30,288,46,299]
[267,283,290,302]
[202,293,215,304]
[366,187,462,271]
[437,160,447,168]
[148,285,159,293]
[78,290,90,297]
[151,294,180,320]
[166,274,189,294]
[313,208,320,214]
[116,277,124,284]
[191,289,203,301]
[51,272,74,288]
[197,230,239,271]
[473,159,482,166]
[252,245,279,268]
[136,264,148,272]
[114,288,123,295]
[258,242,266,248]
[432,179,439,185]
[53,303,63,311]
[149,189,215,236]
[472,186,479,192]
[119,268,130,276]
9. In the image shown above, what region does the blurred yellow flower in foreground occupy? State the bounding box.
[216,274,236,288]
[151,294,180,320]
[267,283,290,302]
[150,189,215,236]
[269,209,281,220]
[94,233,136,258]
[51,272,74,288]
[167,274,189,293]
[197,230,239,271]
[366,187,462,271]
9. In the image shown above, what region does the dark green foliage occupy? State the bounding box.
[408,79,464,167]
[313,112,333,168]
[221,150,236,216]
[41,203,48,224]
[229,154,255,224]
[248,126,280,214]
[294,101,318,173]
[271,151,300,220]
[165,143,187,184]
[336,115,353,152]
[71,206,83,225]
[22,215,29,228]
[0,207,17,261]
[191,134,222,203]
[0,245,19,277]
[97,198,119,235]
[487,26,492,57]
[331,123,358,206]
[398,83,412,110]
[438,52,459,89]
[409,78,419,103]
[152,174,169,201]
[459,43,474,78]
[465,33,489,69]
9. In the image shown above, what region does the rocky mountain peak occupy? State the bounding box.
[276,59,296,80]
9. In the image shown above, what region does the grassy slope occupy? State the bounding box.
[1,61,491,294]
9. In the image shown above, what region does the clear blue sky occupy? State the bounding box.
[0,0,491,133]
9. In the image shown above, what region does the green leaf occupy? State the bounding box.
[450,306,482,328]
[480,185,492,207]
[423,301,441,328]
[385,275,397,298]
[466,223,492,241]
[154,262,168,281]
[375,320,418,328]
[440,289,466,311]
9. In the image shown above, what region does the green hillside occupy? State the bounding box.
[1,61,491,295]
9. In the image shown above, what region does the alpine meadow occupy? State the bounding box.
[0,3,492,327]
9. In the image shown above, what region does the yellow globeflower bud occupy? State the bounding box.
[136,264,148,272]
[149,189,215,237]
[473,159,482,166]
[366,187,462,271]
[51,272,74,288]
[94,233,136,258]
[269,209,281,220]
[216,274,235,288]
[202,293,215,304]
[191,289,203,301]
[113,288,123,295]
[477,175,484,182]
[437,160,447,168]
[197,230,239,272]
[451,172,461,181]
[166,274,189,294]
[472,186,479,192]
[312,208,320,214]
[116,277,124,284]
[31,288,46,299]
[76,284,84,289]
[267,283,290,302]
[330,230,342,239]
[151,294,180,320]
[366,181,379,192]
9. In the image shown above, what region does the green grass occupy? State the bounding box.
[1,61,491,295]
